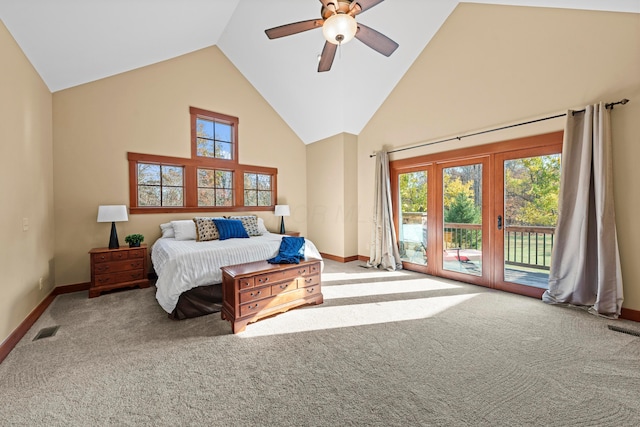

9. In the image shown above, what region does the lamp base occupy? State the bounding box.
[279,217,286,234]
[108,222,120,249]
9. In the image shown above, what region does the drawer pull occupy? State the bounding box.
[279,284,288,290]
[250,291,261,297]
[248,303,259,310]
[306,287,315,293]
[242,282,251,287]
[258,277,269,283]
[305,278,312,283]
[299,269,307,274]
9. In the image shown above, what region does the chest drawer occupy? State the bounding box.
[298,274,320,288]
[240,287,271,304]
[237,277,255,290]
[254,262,320,286]
[271,280,297,295]
[240,299,270,317]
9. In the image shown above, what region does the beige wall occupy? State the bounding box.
[0,21,54,343]
[357,4,640,310]
[52,46,307,286]
[307,133,358,258]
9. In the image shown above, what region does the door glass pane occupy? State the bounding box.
[398,171,427,265]
[504,154,560,288]
[443,164,482,275]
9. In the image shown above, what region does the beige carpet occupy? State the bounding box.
[1,260,640,426]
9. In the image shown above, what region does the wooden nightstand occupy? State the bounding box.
[279,231,300,237]
[88,245,150,298]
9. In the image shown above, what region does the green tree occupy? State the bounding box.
[399,171,427,213]
[445,192,481,224]
[505,155,560,226]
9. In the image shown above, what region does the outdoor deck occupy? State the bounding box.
[442,259,549,289]
[400,220,554,290]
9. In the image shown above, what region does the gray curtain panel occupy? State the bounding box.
[542,103,623,318]
[366,150,402,271]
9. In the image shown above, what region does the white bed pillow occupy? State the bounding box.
[171,220,197,241]
[257,217,268,235]
[159,222,175,238]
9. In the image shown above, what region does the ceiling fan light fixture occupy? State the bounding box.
[322,13,357,45]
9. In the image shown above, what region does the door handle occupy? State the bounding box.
[497,215,503,230]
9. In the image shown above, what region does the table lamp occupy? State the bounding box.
[274,205,290,234]
[97,205,128,249]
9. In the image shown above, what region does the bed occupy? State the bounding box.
[151,220,323,319]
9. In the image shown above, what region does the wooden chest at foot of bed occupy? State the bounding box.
[221,258,323,333]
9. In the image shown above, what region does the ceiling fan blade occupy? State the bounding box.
[355,23,398,57]
[318,42,337,72]
[350,0,385,14]
[265,19,324,39]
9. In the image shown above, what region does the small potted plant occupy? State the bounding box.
[124,234,144,248]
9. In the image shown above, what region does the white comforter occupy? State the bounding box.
[151,233,323,313]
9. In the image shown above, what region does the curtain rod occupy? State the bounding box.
[369,98,630,158]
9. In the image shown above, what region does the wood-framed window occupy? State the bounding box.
[244,172,274,207]
[191,107,238,162]
[128,107,277,214]
[136,163,185,207]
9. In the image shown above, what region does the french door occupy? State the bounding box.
[392,132,562,297]
[494,146,562,297]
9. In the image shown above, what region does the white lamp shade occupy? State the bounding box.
[97,205,129,223]
[274,205,290,217]
[322,14,357,45]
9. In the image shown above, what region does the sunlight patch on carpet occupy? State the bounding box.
[321,269,411,283]
[322,278,462,300]
[239,293,480,338]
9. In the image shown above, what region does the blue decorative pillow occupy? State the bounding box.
[212,219,250,241]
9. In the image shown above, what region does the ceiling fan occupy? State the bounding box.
[265,0,399,72]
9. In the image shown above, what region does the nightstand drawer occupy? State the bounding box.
[94,259,143,274]
[116,270,145,283]
[94,273,117,287]
[93,252,112,263]
[94,270,145,287]
[128,249,145,259]
[110,251,129,261]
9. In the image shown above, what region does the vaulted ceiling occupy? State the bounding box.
[1,0,637,144]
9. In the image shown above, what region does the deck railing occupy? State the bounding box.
[443,223,555,270]
[400,214,556,270]
[504,225,555,270]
